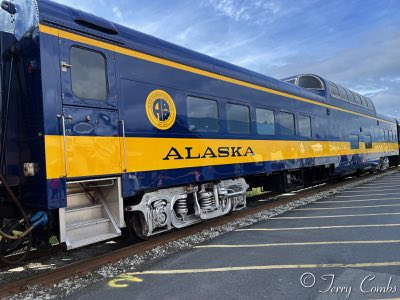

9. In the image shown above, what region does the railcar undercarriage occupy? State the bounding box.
[125,178,249,238]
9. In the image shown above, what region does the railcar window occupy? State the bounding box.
[226,103,250,134]
[360,96,368,106]
[297,76,324,90]
[338,86,347,99]
[279,112,296,136]
[187,97,219,132]
[70,47,107,100]
[365,135,373,149]
[256,108,275,135]
[298,115,312,137]
[286,79,296,85]
[349,134,359,149]
[347,90,356,103]
[355,94,363,105]
[329,83,340,98]
[382,129,386,141]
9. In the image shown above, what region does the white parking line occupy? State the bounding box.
[195,240,400,249]
[351,185,399,189]
[274,212,400,220]
[297,203,400,211]
[236,223,400,231]
[314,198,400,204]
[336,193,400,198]
[343,188,400,193]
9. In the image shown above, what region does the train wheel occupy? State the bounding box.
[126,212,148,242]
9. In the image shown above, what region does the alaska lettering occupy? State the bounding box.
[163,146,255,160]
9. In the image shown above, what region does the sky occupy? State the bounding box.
[52,0,400,118]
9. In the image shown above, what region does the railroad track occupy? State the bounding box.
[0,169,396,298]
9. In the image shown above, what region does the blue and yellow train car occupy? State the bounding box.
[0,0,398,260]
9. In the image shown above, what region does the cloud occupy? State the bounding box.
[203,0,281,25]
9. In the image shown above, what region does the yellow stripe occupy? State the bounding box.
[45,135,122,179]
[44,135,398,179]
[122,262,400,275]
[194,240,400,248]
[39,24,395,125]
[236,223,400,231]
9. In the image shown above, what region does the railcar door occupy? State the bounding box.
[58,38,122,178]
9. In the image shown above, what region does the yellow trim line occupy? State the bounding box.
[122,262,400,275]
[39,24,395,125]
[44,135,398,179]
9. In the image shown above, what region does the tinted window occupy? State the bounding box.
[70,47,107,100]
[338,86,347,99]
[227,103,250,134]
[347,90,355,103]
[329,83,340,98]
[350,134,359,149]
[361,96,368,106]
[256,108,275,135]
[298,115,312,137]
[187,97,219,132]
[286,79,296,85]
[355,94,363,105]
[298,76,324,89]
[382,129,386,141]
[365,135,372,149]
[279,112,295,136]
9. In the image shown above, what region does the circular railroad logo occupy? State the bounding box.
[145,90,176,130]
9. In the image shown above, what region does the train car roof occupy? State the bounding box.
[36,0,394,123]
[36,0,326,103]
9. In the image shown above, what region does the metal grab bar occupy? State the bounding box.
[119,120,128,172]
[57,114,70,177]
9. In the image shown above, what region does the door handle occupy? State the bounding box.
[61,61,72,72]
[119,120,128,173]
[57,114,68,177]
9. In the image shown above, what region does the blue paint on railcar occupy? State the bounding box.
[0,0,398,212]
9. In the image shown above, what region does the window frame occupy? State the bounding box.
[365,135,373,149]
[349,134,360,150]
[255,107,275,136]
[187,96,220,133]
[279,111,296,136]
[298,114,312,138]
[69,46,109,101]
[226,102,251,134]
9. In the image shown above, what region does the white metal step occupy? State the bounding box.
[67,233,119,250]
[67,192,95,208]
[66,218,112,246]
[60,178,122,250]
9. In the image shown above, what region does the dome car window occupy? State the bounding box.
[187,97,219,132]
[70,47,108,101]
[297,75,324,90]
[227,103,250,134]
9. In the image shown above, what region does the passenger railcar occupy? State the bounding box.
[0,0,398,263]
